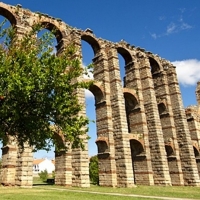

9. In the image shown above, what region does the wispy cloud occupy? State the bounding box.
[159,16,166,21]
[172,59,200,86]
[166,23,177,34]
[150,33,157,39]
[150,9,193,39]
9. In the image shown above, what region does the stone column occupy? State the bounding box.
[55,149,72,186]
[185,106,200,177]
[0,144,17,186]
[124,60,154,185]
[107,48,134,187]
[92,50,117,187]
[137,54,171,185]
[15,144,33,187]
[68,31,90,188]
[151,62,184,186]
[166,63,200,186]
[196,82,200,106]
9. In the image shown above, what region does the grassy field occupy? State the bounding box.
[0,184,200,200]
[67,184,200,199]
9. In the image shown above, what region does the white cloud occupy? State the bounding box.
[150,33,157,39]
[150,9,193,39]
[167,23,177,34]
[82,62,93,80]
[172,59,200,86]
[85,89,93,99]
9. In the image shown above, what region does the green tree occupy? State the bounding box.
[89,155,99,185]
[0,21,92,151]
[38,169,48,182]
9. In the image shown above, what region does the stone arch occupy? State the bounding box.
[0,5,17,26]
[51,126,66,150]
[165,144,174,157]
[81,33,101,55]
[193,145,200,157]
[117,46,132,65]
[123,89,139,112]
[148,56,161,74]
[158,102,167,115]
[123,89,139,133]
[89,82,105,104]
[95,137,109,158]
[38,21,63,44]
[130,139,144,157]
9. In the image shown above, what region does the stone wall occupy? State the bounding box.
[0,2,200,187]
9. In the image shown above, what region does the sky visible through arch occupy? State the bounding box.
[0,0,200,158]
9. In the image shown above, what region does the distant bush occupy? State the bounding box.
[52,171,55,179]
[89,155,99,185]
[38,170,48,182]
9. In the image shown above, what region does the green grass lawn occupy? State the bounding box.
[0,185,200,200]
[66,184,200,199]
[0,187,153,200]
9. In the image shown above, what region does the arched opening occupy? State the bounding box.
[165,144,174,157]
[193,146,200,157]
[89,84,104,104]
[81,34,100,55]
[81,36,101,185]
[0,9,15,52]
[124,91,139,133]
[117,47,132,87]
[33,26,60,181]
[158,102,167,115]
[130,139,144,184]
[40,22,63,46]
[0,9,16,162]
[130,139,144,157]
[81,38,97,158]
[0,7,16,26]
[96,138,109,159]
[36,23,59,56]
[149,57,160,75]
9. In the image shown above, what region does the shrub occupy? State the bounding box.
[38,169,48,182]
[89,155,99,185]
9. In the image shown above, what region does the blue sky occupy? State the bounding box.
[1,0,200,158]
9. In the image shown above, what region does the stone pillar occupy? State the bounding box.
[0,144,17,186]
[166,63,200,186]
[72,141,90,188]
[55,149,72,186]
[138,54,171,185]
[124,60,154,185]
[151,61,184,186]
[70,33,90,187]
[15,144,33,187]
[107,48,134,187]
[196,82,200,106]
[92,51,117,187]
[185,106,200,178]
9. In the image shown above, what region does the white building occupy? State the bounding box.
[33,158,55,174]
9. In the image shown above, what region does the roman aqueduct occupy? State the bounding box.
[0,2,200,187]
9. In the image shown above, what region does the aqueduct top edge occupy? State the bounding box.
[0,1,176,69]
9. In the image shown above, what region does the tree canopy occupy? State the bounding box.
[0,21,92,151]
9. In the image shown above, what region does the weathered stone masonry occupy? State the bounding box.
[0,2,200,187]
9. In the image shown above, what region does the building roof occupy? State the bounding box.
[33,158,55,165]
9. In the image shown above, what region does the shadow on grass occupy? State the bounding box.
[33,183,54,186]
